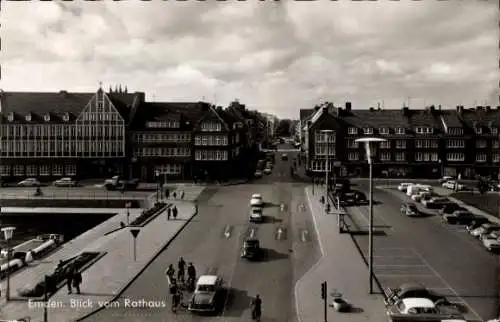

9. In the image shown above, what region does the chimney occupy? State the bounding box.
[345,102,352,112]
[486,106,491,112]
[402,107,409,115]
[476,106,483,111]
[59,90,68,97]
[456,105,464,114]
[369,107,375,112]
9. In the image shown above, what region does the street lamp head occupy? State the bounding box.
[155,170,160,177]
[1,226,15,241]
[355,137,387,164]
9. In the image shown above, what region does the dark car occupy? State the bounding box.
[439,203,467,216]
[241,238,262,260]
[442,210,476,225]
[466,218,491,232]
[400,203,419,217]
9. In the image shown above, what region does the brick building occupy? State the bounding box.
[301,102,500,179]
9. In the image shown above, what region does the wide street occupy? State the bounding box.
[83,146,321,322]
[349,183,499,321]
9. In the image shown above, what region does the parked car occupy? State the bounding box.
[241,238,263,260]
[438,176,454,184]
[53,177,78,187]
[398,183,414,192]
[470,223,500,238]
[254,170,263,178]
[281,153,288,160]
[400,203,420,217]
[249,207,263,222]
[386,297,463,319]
[442,211,476,225]
[481,233,500,252]
[442,180,465,190]
[250,194,263,207]
[263,168,272,175]
[411,191,432,202]
[420,193,437,204]
[188,275,223,313]
[466,218,491,233]
[384,282,448,306]
[439,203,467,216]
[422,197,449,208]
[17,178,40,187]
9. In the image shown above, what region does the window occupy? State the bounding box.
[65,164,76,176]
[448,128,463,135]
[315,144,335,156]
[13,165,24,176]
[476,140,487,148]
[379,128,389,135]
[0,165,10,176]
[415,127,434,134]
[200,121,222,132]
[315,131,335,143]
[26,165,37,176]
[395,152,406,161]
[380,152,391,161]
[348,127,358,135]
[363,128,373,135]
[380,141,391,149]
[446,140,465,148]
[348,152,359,160]
[447,153,465,162]
[25,114,31,121]
[493,153,500,163]
[7,113,14,122]
[415,152,438,162]
[476,153,487,162]
[415,139,438,149]
[395,127,405,135]
[63,113,70,122]
[52,164,63,176]
[395,140,406,149]
[493,140,500,149]
[39,165,50,176]
[492,127,498,135]
[346,139,358,148]
[475,127,482,135]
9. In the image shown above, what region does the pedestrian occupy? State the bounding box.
[72,270,82,294]
[177,257,186,283]
[180,191,185,200]
[167,207,172,220]
[166,264,175,280]
[173,191,177,199]
[165,189,170,199]
[66,268,74,294]
[172,206,178,220]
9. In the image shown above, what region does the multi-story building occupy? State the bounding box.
[0,87,258,182]
[303,102,500,179]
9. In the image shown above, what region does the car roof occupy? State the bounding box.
[197,275,218,285]
[401,297,435,308]
[252,194,262,198]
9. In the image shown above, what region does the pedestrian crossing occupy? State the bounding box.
[220,224,312,243]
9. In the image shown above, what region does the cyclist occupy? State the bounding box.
[251,294,262,321]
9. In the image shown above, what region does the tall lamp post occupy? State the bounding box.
[322,130,335,204]
[155,170,160,203]
[2,226,16,301]
[355,137,386,294]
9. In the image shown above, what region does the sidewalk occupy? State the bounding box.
[295,186,386,322]
[138,180,248,191]
[0,192,204,321]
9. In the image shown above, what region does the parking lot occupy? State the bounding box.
[348,183,497,322]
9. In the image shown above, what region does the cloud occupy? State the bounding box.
[0,1,497,118]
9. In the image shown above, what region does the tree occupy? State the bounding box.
[275,119,292,137]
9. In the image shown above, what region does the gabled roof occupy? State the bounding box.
[407,110,441,128]
[343,110,409,128]
[459,108,500,127]
[131,102,203,129]
[300,108,315,121]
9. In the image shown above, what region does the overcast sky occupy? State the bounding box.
[1,1,498,119]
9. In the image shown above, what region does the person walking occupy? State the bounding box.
[187,262,196,290]
[251,294,262,321]
[167,207,172,220]
[72,270,82,294]
[165,189,170,199]
[180,191,185,200]
[172,206,178,220]
[177,257,186,283]
[166,264,175,281]
[172,191,177,199]
[66,268,74,294]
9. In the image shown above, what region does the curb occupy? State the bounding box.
[74,203,199,322]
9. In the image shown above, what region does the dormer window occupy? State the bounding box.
[7,112,14,122]
[395,127,405,135]
[25,113,32,122]
[492,127,498,135]
[44,114,51,122]
[475,127,483,135]
[415,127,433,134]
[63,113,70,122]
[348,127,358,135]
[363,128,373,135]
[379,127,389,135]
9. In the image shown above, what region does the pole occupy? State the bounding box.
[133,237,137,262]
[6,238,10,301]
[127,207,130,225]
[156,174,159,203]
[44,275,48,322]
[325,132,329,204]
[323,281,328,322]
[368,162,374,294]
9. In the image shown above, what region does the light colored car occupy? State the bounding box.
[398,183,414,192]
[482,234,500,252]
[442,180,464,190]
[54,177,77,187]
[254,170,263,178]
[411,191,432,202]
[470,224,500,238]
[250,194,263,207]
[438,176,454,184]
[421,197,448,208]
[17,178,40,187]
[188,275,223,312]
[249,207,263,222]
[263,168,272,175]
[394,297,438,314]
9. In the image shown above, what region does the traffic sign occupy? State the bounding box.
[130,228,140,238]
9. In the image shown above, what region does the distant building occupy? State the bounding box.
[261,113,278,140]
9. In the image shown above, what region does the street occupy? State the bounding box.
[83,147,320,322]
[350,183,499,321]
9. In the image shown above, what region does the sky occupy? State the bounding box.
[1,1,498,119]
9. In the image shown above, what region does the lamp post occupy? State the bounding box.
[322,130,335,205]
[155,170,160,203]
[355,137,386,294]
[2,226,16,301]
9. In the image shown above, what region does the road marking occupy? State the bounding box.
[300,229,309,242]
[353,205,393,229]
[223,225,232,239]
[376,247,410,250]
[275,227,287,240]
[249,228,256,238]
[376,274,436,278]
[373,255,415,258]
[374,264,427,268]
[412,248,483,322]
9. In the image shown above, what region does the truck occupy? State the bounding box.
[104,176,140,191]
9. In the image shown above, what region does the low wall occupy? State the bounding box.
[0,199,141,208]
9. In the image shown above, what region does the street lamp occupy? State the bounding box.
[321,130,335,205]
[2,226,16,301]
[355,137,386,294]
[155,170,160,203]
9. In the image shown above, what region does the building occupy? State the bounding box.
[303,102,500,179]
[0,87,259,182]
[261,113,278,140]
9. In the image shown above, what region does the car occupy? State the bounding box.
[241,238,263,260]
[438,176,454,184]
[466,218,491,232]
[384,282,448,305]
[263,168,272,175]
[398,183,414,192]
[420,193,437,204]
[53,177,78,187]
[439,203,467,216]
[281,153,288,160]
[470,223,500,238]
[400,203,420,217]
[249,207,263,222]
[17,178,40,187]
[481,233,500,252]
[411,191,432,202]
[442,211,476,225]
[254,170,263,178]
[188,275,223,313]
[442,180,465,190]
[422,197,449,208]
[250,194,263,207]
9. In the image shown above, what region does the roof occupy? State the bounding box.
[197,275,218,285]
[130,102,204,129]
[401,297,435,309]
[300,108,315,121]
[459,108,500,128]
[439,110,463,128]
[407,110,441,128]
[343,110,409,128]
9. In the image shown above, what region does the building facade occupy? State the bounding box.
[0,87,258,182]
[303,103,500,179]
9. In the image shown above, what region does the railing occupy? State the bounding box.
[0,189,148,200]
